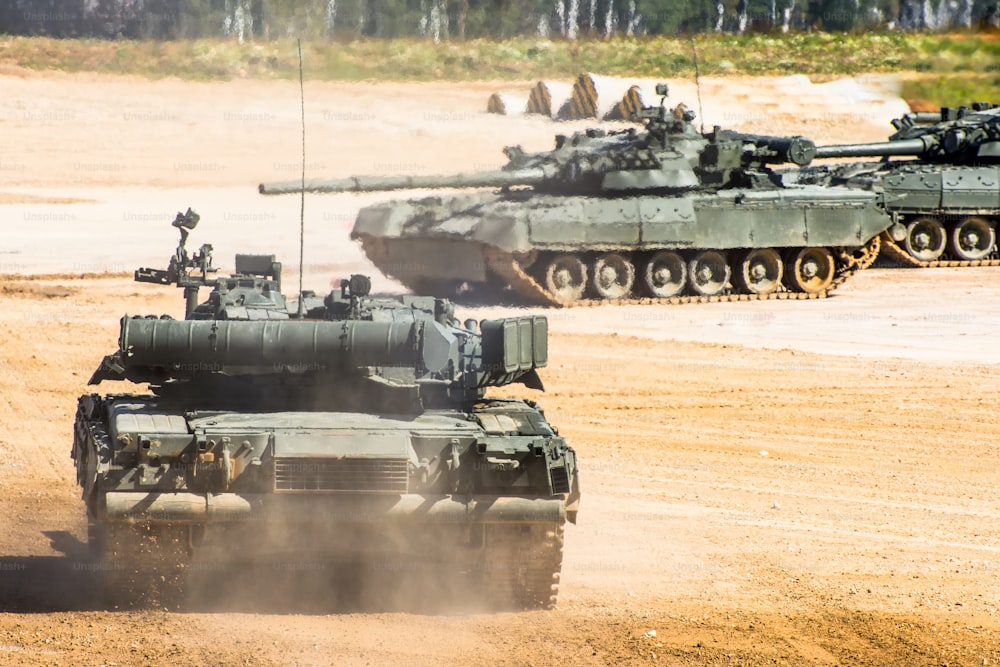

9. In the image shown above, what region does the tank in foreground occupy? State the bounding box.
[260,84,891,306]
[799,102,1000,266]
[72,210,579,609]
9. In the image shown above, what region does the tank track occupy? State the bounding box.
[878,231,1000,269]
[484,238,881,308]
[481,523,564,610]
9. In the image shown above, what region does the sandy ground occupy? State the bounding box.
[1,67,999,665]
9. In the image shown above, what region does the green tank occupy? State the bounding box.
[72,211,579,610]
[260,84,891,306]
[800,102,1000,266]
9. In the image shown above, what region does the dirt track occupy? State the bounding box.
[1,68,999,666]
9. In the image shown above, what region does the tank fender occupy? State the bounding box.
[102,492,566,524]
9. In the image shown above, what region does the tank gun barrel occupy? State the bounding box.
[259,168,551,196]
[814,137,931,159]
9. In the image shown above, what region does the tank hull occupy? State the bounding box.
[74,395,577,609]
[795,162,1000,267]
[351,187,891,305]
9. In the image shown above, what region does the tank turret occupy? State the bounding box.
[133,207,287,319]
[260,84,818,199]
[815,103,1000,163]
[796,103,1000,265]
[258,83,890,306]
[72,212,578,611]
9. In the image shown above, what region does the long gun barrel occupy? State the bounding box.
[259,167,551,196]
[814,137,932,160]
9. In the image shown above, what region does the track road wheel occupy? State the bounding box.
[543,254,587,304]
[734,248,783,295]
[643,251,687,298]
[786,247,835,294]
[591,253,635,300]
[949,216,995,261]
[687,251,730,296]
[904,217,946,262]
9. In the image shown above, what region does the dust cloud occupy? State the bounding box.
[0,71,998,665]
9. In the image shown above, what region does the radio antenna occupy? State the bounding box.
[297,38,306,318]
[690,35,705,134]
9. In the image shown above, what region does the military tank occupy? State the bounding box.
[259,84,890,306]
[798,102,1000,267]
[72,210,579,610]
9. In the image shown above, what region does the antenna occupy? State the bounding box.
[297,38,306,318]
[690,35,705,134]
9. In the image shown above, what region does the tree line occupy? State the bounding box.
[2,0,998,41]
